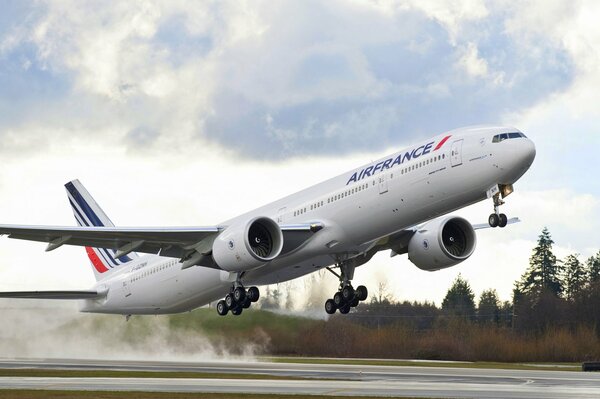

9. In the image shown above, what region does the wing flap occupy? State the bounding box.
[0,290,104,300]
[0,225,220,258]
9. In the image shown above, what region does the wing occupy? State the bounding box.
[0,224,220,258]
[0,223,322,268]
[472,217,520,230]
[0,290,104,299]
[366,217,522,259]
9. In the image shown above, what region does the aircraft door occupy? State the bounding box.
[378,174,388,194]
[122,280,131,298]
[451,139,464,167]
[277,207,287,223]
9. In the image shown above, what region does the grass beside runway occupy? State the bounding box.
[266,356,581,372]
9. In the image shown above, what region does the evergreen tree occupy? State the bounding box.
[563,254,586,301]
[477,289,500,324]
[442,274,475,319]
[519,227,562,297]
[586,251,600,284]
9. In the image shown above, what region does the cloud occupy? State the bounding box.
[0,1,598,311]
[0,0,575,159]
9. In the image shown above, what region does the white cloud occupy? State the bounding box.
[0,0,598,309]
[458,42,488,78]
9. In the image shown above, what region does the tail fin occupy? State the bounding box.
[64,179,137,281]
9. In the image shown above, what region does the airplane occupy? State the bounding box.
[0,125,536,317]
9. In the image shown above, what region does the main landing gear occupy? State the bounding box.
[488,192,508,228]
[216,283,260,316]
[324,260,368,315]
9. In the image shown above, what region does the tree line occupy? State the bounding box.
[347,227,600,334]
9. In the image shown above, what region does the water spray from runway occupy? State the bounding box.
[0,300,263,361]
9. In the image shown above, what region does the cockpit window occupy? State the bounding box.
[492,132,527,143]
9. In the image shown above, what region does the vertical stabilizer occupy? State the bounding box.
[64,180,137,281]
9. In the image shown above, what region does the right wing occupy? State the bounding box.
[0,224,221,259]
[0,222,323,268]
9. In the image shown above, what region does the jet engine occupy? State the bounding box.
[212,216,284,272]
[407,216,476,271]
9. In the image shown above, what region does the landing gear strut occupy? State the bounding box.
[324,260,368,315]
[488,192,508,228]
[216,275,260,316]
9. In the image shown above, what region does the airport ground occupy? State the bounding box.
[0,357,598,398]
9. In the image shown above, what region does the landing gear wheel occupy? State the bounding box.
[242,298,251,309]
[498,213,508,228]
[233,286,246,303]
[247,286,260,302]
[225,293,235,309]
[339,305,351,314]
[356,285,368,301]
[341,286,354,302]
[325,299,337,315]
[333,292,344,307]
[216,300,228,316]
[350,297,359,307]
[231,307,243,316]
[488,213,499,228]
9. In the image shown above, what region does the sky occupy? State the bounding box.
[0,0,599,307]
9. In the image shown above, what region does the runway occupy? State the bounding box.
[1,358,599,398]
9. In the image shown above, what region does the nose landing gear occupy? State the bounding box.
[488,192,508,228]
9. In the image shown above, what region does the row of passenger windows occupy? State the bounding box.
[400,153,445,175]
[131,260,177,283]
[492,132,527,143]
[292,153,446,218]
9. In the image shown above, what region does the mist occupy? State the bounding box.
[0,300,263,361]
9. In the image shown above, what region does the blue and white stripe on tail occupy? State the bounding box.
[65,179,137,281]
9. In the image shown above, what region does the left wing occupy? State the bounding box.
[472,217,520,230]
[0,290,104,299]
[366,216,521,259]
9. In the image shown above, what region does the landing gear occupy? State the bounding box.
[217,281,260,316]
[324,259,369,315]
[488,192,508,228]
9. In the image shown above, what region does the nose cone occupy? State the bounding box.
[521,138,536,167]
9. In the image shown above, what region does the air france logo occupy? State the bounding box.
[346,135,451,185]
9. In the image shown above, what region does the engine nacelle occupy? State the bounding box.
[408,216,476,271]
[212,216,284,272]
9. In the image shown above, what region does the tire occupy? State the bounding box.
[325,299,337,315]
[225,293,235,309]
[350,297,359,308]
[356,285,368,301]
[339,305,350,314]
[247,286,260,302]
[231,307,243,316]
[341,286,354,302]
[499,213,508,228]
[233,286,246,303]
[216,300,228,316]
[488,213,499,228]
[242,298,251,309]
[333,292,344,307]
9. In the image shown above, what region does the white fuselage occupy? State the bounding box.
[81,125,536,314]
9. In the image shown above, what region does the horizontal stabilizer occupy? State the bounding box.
[0,290,105,300]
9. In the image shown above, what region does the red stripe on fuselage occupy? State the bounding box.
[86,247,109,273]
[434,135,452,151]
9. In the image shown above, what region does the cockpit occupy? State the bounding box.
[492,132,527,143]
